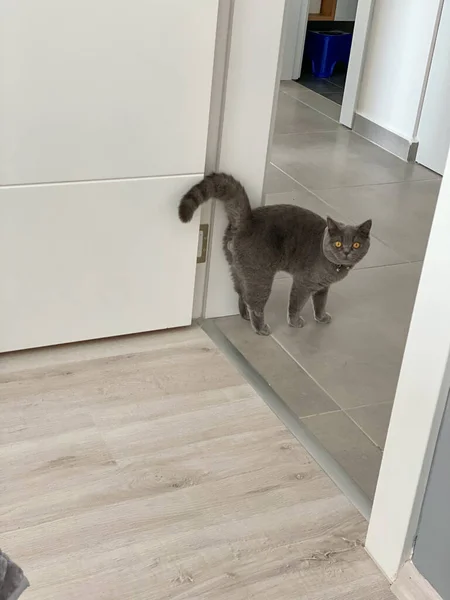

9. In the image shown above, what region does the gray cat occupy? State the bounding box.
[179,173,372,335]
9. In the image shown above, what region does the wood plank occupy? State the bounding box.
[309,0,337,20]
[0,327,394,599]
[308,14,336,21]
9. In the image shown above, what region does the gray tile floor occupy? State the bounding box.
[213,83,440,502]
[298,71,346,105]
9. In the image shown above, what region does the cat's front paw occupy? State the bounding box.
[288,315,305,328]
[255,323,272,336]
[315,312,332,324]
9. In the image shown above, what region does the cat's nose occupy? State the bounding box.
[343,249,350,257]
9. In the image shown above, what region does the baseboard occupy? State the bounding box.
[353,114,419,162]
[392,562,443,600]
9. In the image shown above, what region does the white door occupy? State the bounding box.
[0,0,218,352]
[280,0,309,81]
[417,0,450,175]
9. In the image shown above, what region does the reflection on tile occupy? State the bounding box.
[216,314,340,418]
[274,93,339,135]
[280,80,313,101]
[265,263,422,409]
[327,73,346,88]
[265,190,407,271]
[317,179,440,262]
[322,92,343,106]
[298,74,341,95]
[346,402,393,450]
[301,410,382,500]
[280,84,341,122]
[264,163,304,194]
[271,130,439,190]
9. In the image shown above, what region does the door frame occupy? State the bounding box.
[201,0,449,584]
[340,0,376,127]
[202,0,287,319]
[201,0,375,317]
[279,0,375,128]
[365,152,450,581]
[280,0,310,81]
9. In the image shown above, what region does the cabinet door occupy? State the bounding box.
[0,177,203,353]
[0,0,218,184]
[0,1,218,351]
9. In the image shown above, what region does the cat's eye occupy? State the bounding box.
[335,241,342,248]
[353,242,361,249]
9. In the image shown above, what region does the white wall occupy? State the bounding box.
[309,0,357,19]
[357,0,442,142]
[309,0,321,13]
[336,0,358,21]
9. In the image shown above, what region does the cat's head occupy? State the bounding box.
[323,217,372,266]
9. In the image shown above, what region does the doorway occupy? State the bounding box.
[281,0,359,121]
[202,0,441,509]
[212,92,440,503]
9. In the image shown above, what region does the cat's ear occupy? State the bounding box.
[358,219,373,237]
[326,217,343,235]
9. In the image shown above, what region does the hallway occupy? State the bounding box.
[215,81,441,501]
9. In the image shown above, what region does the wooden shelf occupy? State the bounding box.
[309,14,335,21]
[308,0,337,22]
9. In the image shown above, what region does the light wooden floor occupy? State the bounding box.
[0,327,394,599]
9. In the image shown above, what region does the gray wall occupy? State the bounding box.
[413,392,450,599]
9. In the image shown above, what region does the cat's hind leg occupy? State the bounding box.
[312,287,332,324]
[232,267,249,321]
[242,274,274,336]
[223,227,249,320]
[238,295,250,321]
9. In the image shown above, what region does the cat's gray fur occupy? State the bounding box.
[179,173,372,335]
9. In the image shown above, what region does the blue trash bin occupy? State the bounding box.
[305,30,353,78]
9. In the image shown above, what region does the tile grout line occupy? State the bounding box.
[269,162,392,250]
[202,318,372,520]
[268,162,423,264]
[301,399,394,419]
[301,407,384,453]
[280,89,340,124]
[268,322,398,436]
[276,128,341,135]
[267,330,343,409]
[273,121,439,183]
[278,87,440,181]
[342,406,385,452]
[269,329,395,448]
[269,160,437,195]
[264,329,385,457]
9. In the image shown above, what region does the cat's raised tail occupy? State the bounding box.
[178,172,251,229]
